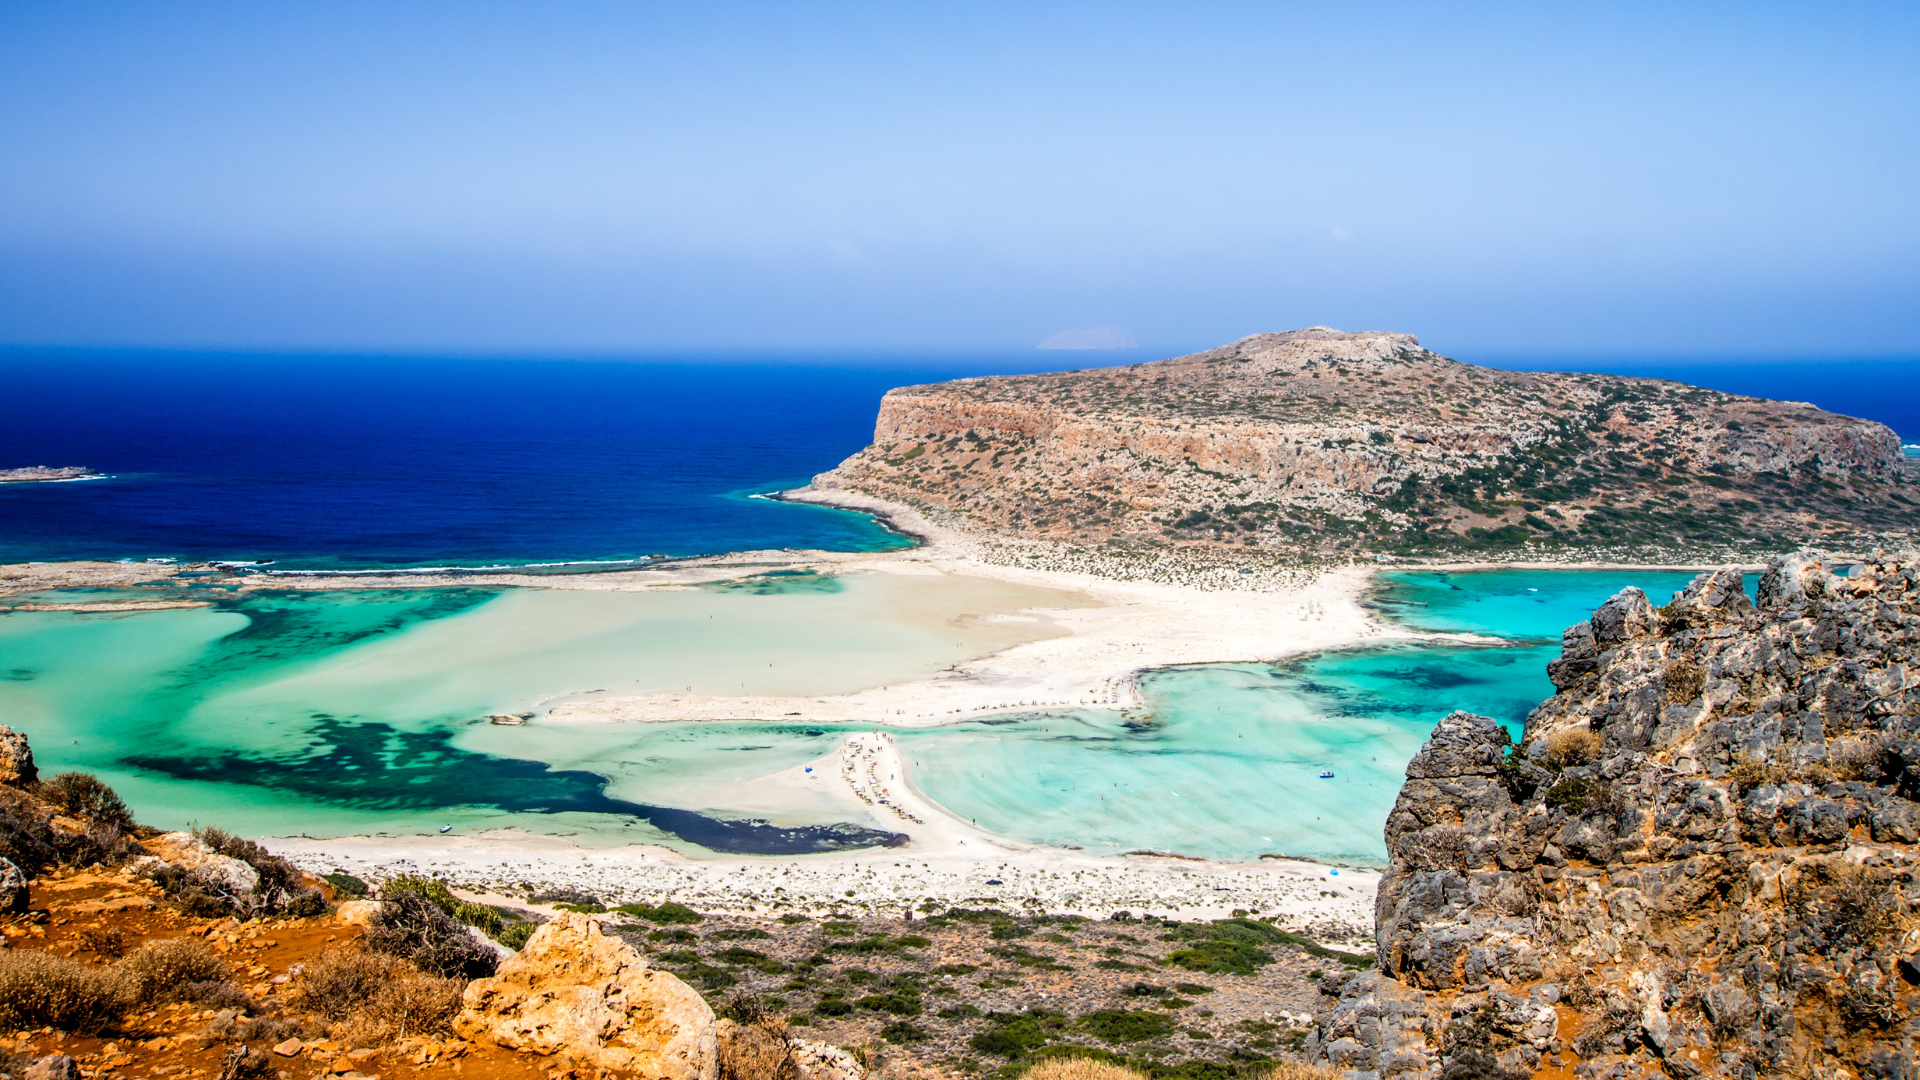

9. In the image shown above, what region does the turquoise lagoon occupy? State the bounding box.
[0,567,1728,864]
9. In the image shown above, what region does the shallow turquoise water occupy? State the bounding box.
[1369,568,1721,641]
[900,644,1556,864]
[0,566,1720,863]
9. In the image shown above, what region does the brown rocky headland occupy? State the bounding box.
[813,329,1916,562]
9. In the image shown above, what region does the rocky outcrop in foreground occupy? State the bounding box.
[455,911,719,1079]
[816,328,1915,558]
[1311,550,1920,1079]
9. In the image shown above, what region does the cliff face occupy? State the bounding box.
[815,328,1915,557]
[1312,550,1920,1080]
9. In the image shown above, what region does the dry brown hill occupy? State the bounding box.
[816,328,1916,559]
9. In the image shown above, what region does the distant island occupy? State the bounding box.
[0,465,99,483]
[814,327,1917,561]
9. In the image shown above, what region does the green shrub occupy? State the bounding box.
[880,1020,927,1043]
[614,900,702,924]
[1078,1009,1174,1043]
[854,989,922,1016]
[968,1010,1069,1058]
[496,920,537,950]
[322,872,370,899]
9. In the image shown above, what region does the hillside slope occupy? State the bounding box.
[816,329,1915,559]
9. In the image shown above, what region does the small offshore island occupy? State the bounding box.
[0,465,100,483]
[2,331,1917,1080]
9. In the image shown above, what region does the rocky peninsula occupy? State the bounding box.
[813,328,1916,562]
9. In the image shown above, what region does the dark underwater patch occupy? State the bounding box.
[125,715,904,855]
[697,569,844,595]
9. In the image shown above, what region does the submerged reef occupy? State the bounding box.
[1310,549,1920,1079]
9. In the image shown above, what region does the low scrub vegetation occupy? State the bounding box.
[295,948,463,1043]
[0,936,246,1034]
[365,890,501,979]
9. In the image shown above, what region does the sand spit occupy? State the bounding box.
[275,729,1380,940]
[548,487,1403,726]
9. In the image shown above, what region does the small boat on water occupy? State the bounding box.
[1317,770,1335,779]
[439,824,453,833]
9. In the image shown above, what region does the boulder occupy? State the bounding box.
[453,912,716,1080]
[334,899,382,928]
[0,856,27,915]
[143,832,259,896]
[0,725,36,786]
[791,1040,866,1080]
[25,1055,79,1080]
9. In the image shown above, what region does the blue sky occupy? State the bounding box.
[1,2,1915,356]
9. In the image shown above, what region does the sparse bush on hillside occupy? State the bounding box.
[0,788,59,873]
[121,938,230,1006]
[615,900,703,924]
[1793,863,1902,948]
[365,891,499,979]
[379,874,532,946]
[148,828,326,919]
[297,949,402,1020]
[718,995,800,1080]
[322,871,369,899]
[294,948,460,1042]
[0,951,128,1033]
[214,1044,274,1080]
[36,772,134,830]
[1828,736,1885,782]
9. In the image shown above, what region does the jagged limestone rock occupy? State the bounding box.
[0,724,37,786]
[1314,549,1920,1080]
[0,856,26,914]
[454,912,717,1080]
[144,832,259,897]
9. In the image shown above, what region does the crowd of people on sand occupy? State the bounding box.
[839,733,927,826]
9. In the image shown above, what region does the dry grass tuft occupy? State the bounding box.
[0,951,128,1033]
[1543,727,1602,768]
[371,974,464,1037]
[121,938,230,1006]
[296,949,405,1020]
[1827,736,1885,782]
[295,947,461,1042]
[718,995,800,1080]
[1022,1060,1149,1080]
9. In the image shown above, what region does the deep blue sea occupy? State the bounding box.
[1,350,1914,568]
